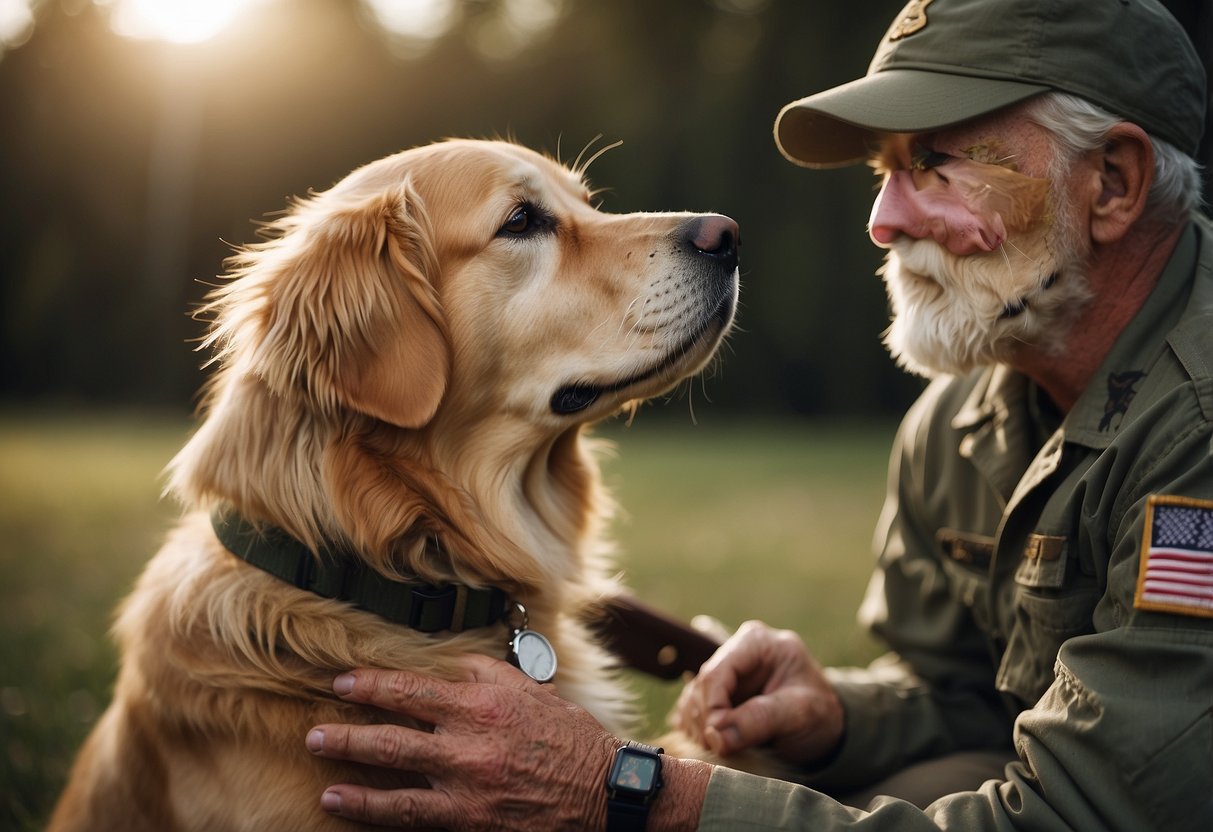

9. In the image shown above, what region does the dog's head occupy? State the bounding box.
[206,139,738,433]
[183,140,738,583]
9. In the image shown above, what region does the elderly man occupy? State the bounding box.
[304,0,1213,828]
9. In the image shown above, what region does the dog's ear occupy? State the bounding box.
[244,180,450,428]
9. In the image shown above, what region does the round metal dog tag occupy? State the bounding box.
[509,628,557,683]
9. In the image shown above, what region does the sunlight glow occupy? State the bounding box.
[501,0,563,34]
[102,0,263,44]
[471,0,564,61]
[363,0,566,60]
[0,0,35,51]
[363,0,457,42]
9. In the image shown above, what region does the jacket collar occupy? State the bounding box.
[954,217,1203,451]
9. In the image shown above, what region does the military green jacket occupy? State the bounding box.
[701,215,1213,830]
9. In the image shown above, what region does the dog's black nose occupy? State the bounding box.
[682,215,739,271]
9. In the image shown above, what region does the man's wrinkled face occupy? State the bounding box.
[868,105,1093,377]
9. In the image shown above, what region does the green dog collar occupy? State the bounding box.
[211,512,509,634]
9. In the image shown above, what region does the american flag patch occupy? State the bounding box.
[1134,495,1213,618]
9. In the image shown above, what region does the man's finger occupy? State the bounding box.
[455,652,547,691]
[308,722,450,773]
[669,683,706,745]
[322,784,464,829]
[333,668,465,723]
[695,624,772,695]
[708,692,783,753]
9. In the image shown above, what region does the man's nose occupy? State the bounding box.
[868,171,924,248]
[868,170,1003,256]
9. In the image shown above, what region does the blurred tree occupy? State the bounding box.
[0,0,918,419]
[7,0,1204,421]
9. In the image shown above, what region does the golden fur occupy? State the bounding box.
[49,139,739,831]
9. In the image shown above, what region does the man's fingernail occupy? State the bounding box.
[321,789,342,813]
[705,724,740,754]
[306,728,324,753]
[333,673,355,695]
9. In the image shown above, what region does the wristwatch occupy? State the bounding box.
[605,741,664,831]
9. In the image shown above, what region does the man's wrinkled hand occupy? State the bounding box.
[306,656,619,830]
[672,620,844,767]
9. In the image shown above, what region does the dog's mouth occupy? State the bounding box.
[998,271,1058,320]
[550,287,737,416]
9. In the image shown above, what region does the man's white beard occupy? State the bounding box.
[879,194,1093,378]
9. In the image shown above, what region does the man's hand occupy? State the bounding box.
[306,656,618,830]
[672,620,844,767]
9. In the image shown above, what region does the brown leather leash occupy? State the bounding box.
[592,594,723,680]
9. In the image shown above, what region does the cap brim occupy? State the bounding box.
[775,69,1051,168]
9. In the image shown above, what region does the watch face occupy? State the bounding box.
[511,629,557,682]
[611,749,658,793]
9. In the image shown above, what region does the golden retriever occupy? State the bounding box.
[48,139,739,831]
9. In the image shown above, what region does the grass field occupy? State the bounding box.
[0,410,894,829]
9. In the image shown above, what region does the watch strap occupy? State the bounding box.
[606,741,664,832]
[606,798,650,832]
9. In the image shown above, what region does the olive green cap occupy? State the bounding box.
[775,0,1207,168]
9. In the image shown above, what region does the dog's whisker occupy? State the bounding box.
[571,134,599,174]
[1002,239,1040,266]
[616,295,644,338]
[578,138,623,177]
[996,243,1014,274]
[584,315,614,340]
[685,378,699,425]
[623,316,652,352]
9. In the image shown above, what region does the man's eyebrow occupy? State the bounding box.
[956,142,1020,170]
[868,137,921,175]
[867,146,896,177]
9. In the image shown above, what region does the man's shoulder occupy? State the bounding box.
[1153,214,1213,414]
[892,367,1012,471]
[1179,212,1213,331]
[904,367,1012,432]
[1192,210,1213,246]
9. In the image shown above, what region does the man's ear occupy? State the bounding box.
[1088,122,1154,245]
[247,179,451,428]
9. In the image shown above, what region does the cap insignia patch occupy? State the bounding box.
[1134,495,1213,619]
[888,0,933,41]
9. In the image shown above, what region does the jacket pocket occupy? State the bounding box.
[936,528,995,612]
[997,583,1100,706]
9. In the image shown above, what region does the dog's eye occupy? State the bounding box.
[497,202,554,238]
[501,206,533,235]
